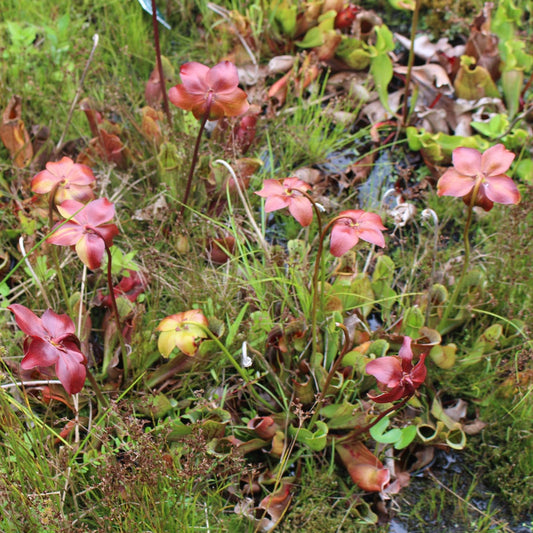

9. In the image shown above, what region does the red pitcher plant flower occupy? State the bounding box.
[365,336,427,403]
[329,209,386,256]
[47,198,119,270]
[168,61,250,120]
[255,177,313,227]
[31,156,96,204]
[157,310,209,357]
[8,304,87,395]
[437,144,520,211]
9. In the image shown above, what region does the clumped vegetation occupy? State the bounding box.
[0,0,531,531]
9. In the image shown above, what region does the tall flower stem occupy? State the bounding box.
[401,0,422,126]
[48,185,73,317]
[150,0,172,127]
[309,214,350,357]
[438,179,483,333]
[94,231,129,381]
[86,368,108,408]
[179,96,212,218]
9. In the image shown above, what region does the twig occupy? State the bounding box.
[55,34,99,154]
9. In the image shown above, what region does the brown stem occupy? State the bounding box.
[179,96,212,217]
[151,0,172,127]
[92,229,129,382]
[86,368,108,408]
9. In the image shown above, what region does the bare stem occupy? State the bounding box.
[151,0,172,127]
[438,179,482,332]
[179,98,212,217]
[86,368,109,408]
[401,0,422,126]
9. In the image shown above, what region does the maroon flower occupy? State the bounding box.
[168,61,249,120]
[330,210,386,257]
[47,198,119,270]
[365,336,427,403]
[255,177,313,226]
[8,304,87,395]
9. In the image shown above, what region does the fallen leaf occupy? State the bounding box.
[0,95,33,167]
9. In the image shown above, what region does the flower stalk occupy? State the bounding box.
[179,96,211,218]
[438,177,482,332]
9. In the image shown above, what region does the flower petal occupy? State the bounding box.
[207,61,239,92]
[264,195,290,213]
[283,177,311,193]
[175,331,199,356]
[20,338,59,369]
[437,168,475,197]
[330,224,359,257]
[31,169,62,194]
[367,386,406,403]
[57,199,86,221]
[365,356,402,387]
[288,196,313,226]
[8,304,47,337]
[75,234,106,269]
[359,211,387,230]
[157,316,180,332]
[481,144,515,177]
[255,180,284,198]
[411,353,428,387]
[158,330,177,358]
[356,227,386,248]
[79,198,115,226]
[212,88,249,117]
[54,347,87,394]
[168,84,204,113]
[92,223,119,248]
[179,62,210,94]
[398,336,414,373]
[47,222,84,246]
[41,309,76,338]
[452,147,481,176]
[484,176,521,205]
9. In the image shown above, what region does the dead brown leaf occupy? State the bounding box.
[0,95,33,167]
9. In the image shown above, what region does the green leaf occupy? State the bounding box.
[369,416,402,443]
[370,52,393,113]
[394,425,417,449]
[372,255,395,284]
[471,114,509,138]
[296,26,324,48]
[401,306,425,338]
[290,421,329,451]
